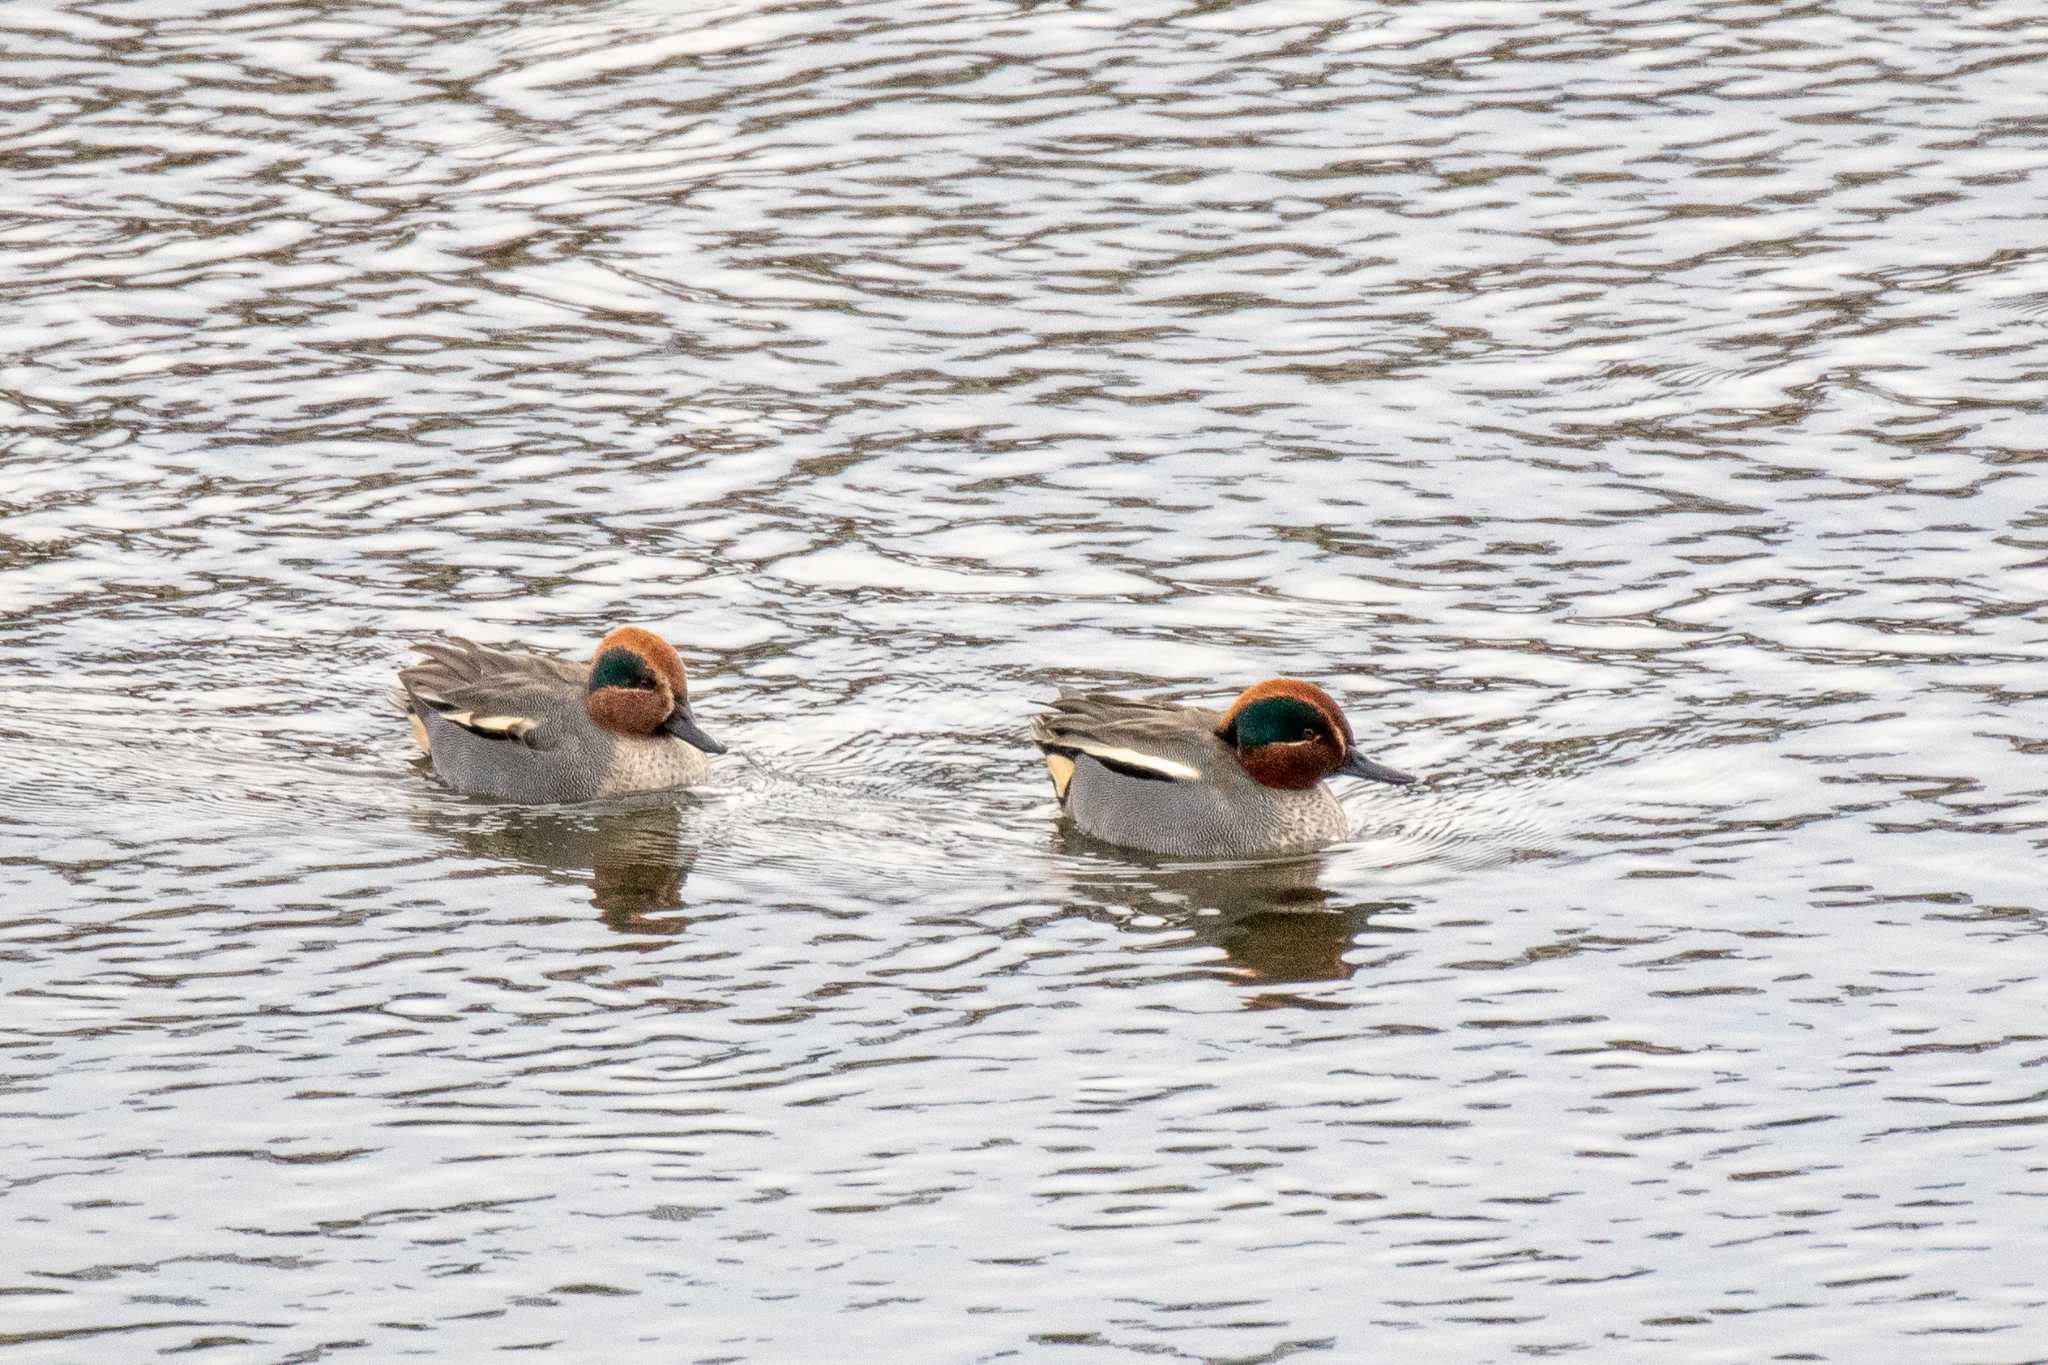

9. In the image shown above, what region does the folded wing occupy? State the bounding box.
[392,638,582,752]
[1029,692,1220,800]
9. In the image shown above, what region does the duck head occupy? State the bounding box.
[585,626,726,754]
[1216,678,1413,791]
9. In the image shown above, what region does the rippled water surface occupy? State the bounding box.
[5,1,2047,1359]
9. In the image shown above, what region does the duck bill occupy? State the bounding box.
[1338,749,1415,786]
[660,702,726,755]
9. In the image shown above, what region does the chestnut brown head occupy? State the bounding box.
[1216,678,1413,791]
[585,627,725,754]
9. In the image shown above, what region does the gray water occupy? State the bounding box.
[3,1,2046,1360]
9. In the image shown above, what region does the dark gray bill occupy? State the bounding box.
[1339,749,1415,785]
[660,703,726,755]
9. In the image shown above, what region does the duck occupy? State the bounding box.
[1030,678,1414,857]
[391,627,725,803]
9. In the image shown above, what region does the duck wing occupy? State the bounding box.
[1029,692,1221,783]
[395,638,584,749]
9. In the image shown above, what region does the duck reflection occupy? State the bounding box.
[1054,832,1411,984]
[415,790,697,935]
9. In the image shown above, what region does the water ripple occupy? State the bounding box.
[2,0,2045,1359]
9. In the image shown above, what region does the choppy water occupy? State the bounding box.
[4,1,2046,1360]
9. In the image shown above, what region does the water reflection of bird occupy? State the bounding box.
[1054,834,1414,985]
[414,795,698,935]
[1031,679,1414,856]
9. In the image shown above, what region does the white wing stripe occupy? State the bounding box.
[1065,740,1200,782]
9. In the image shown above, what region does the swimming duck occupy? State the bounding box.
[391,627,724,802]
[1031,678,1414,856]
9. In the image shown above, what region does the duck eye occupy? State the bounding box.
[1234,696,1326,748]
[591,648,660,693]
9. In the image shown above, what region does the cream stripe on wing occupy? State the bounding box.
[1062,739,1201,782]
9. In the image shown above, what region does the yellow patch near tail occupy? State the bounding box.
[1045,753,1076,804]
[408,714,431,755]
